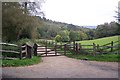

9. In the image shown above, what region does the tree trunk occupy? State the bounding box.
[17,30,21,40]
[24,2,27,14]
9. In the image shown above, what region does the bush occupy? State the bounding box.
[55,35,62,42]
[16,38,31,46]
[62,36,70,42]
[58,30,70,42]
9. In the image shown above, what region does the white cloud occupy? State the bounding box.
[42,0,119,26]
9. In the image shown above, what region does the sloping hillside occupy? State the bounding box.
[78,36,119,46]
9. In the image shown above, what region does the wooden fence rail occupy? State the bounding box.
[0,43,19,53]
[0,43,18,47]
[1,42,33,59]
[33,40,119,56]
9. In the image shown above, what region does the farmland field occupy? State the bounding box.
[77,35,119,46]
[37,35,119,45]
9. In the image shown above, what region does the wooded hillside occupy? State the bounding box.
[2,2,119,43]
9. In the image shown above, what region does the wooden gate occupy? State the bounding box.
[33,43,61,57]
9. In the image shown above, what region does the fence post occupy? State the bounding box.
[33,43,37,56]
[20,46,22,59]
[78,43,80,53]
[73,41,76,53]
[75,43,79,54]
[54,43,57,55]
[64,44,67,55]
[93,43,96,56]
[26,45,32,59]
[97,44,99,51]
[111,41,113,52]
[79,43,82,50]
[45,40,47,56]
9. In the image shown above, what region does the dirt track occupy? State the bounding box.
[2,55,118,78]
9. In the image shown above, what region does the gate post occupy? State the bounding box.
[54,43,57,55]
[45,40,47,56]
[111,41,113,52]
[73,41,75,52]
[64,44,67,55]
[93,43,96,56]
[75,43,79,54]
[33,43,38,56]
[20,46,22,59]
[26,45,32,59]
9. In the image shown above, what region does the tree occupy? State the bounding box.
[21,0,45,16]
[69,31,79,42]
[58,30,70,42]
[2,2,42,42]
[55,35,62,42]
[2,2,24,42]
[37,22,61,39]
[95,22,119,38]
[78,31,88,40]
[86,29,95,40]
[114,1,120,22]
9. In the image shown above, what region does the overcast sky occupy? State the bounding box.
[41,0,119,26]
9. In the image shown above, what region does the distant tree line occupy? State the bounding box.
[37,17,119,42]
[2,2,119,43]
[37,17,89,41]
[95,21,119,38]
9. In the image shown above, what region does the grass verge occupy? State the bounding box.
[66,53,120,62]
[2,56,41,67]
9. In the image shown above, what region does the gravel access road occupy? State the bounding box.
[2,55,118,78]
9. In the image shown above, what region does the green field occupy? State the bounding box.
[37,35,119,46]
[77,35,119,46]
[76,36,119,50]
[66,36,120,62]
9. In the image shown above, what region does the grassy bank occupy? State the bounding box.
[2,56,41,67]
[66,53,119,62]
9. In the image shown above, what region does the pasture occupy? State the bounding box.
[78,35,119,45]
